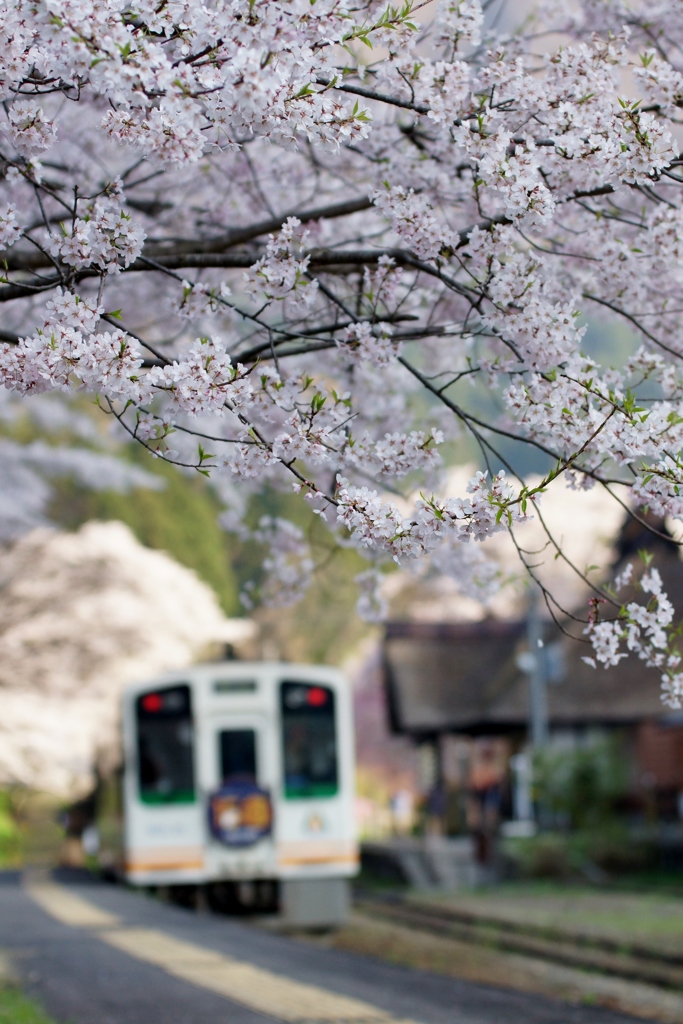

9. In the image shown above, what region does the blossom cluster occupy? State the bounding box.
[1,0,683,705]
[240,516,314,609]
[46,192,145,273]
[336,470,529,561]
[244,218,318,312]
[347,429,444,478]
[340,322,400,366]
[585,567,683,707]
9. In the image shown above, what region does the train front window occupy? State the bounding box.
[219,729,257,785]
[136,685,195,804]
[280,681,338,799]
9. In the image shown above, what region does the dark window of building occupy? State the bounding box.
[219,729,257,785]
[280,681,338,799]
[136,685,195,804]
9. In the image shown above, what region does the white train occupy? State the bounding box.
[109,661,358,925]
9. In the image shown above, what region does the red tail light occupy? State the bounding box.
[142,693,163,712]
[307,686,328,707]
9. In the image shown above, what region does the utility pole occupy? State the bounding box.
[526,585,549,749]
[510,586,556,830]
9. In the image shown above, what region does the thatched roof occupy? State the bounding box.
[384,618,669,737]
[383,517,681,737]
[384,620,524,736]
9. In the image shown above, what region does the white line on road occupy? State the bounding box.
[25,881,421,1024]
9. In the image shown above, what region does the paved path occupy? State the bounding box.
[0,871,648,1024]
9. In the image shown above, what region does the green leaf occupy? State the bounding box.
[638,548,654,566]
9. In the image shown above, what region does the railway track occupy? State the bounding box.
[354,891,683,991]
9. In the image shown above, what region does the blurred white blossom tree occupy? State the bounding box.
[0,520,253,794]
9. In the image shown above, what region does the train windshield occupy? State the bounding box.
[280,681,338,799]
[219,729,257,785]
[136,685,195,804]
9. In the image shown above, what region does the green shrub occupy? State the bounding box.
[509,832,573,879]
[533,737,630,831]
[505,824,654,880]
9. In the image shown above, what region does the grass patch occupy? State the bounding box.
[0,792,22,868]
[0,988,58,1024]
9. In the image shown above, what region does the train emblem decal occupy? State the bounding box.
[208,784,273,847]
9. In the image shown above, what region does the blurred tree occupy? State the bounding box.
[48,453,241,616]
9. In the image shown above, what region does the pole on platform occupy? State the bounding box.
[527,586,548,749]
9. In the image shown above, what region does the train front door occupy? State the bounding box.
[202,714,276,862]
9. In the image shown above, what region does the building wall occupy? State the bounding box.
[636,721,683,792]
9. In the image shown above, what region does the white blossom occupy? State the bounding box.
[0,203,21,249]
[2,100,56,154]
